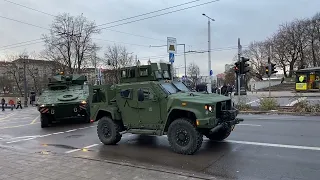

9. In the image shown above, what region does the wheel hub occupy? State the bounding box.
[175,129,190,146]
[102,124,111,138]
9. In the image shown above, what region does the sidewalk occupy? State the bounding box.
[0,148,217,180]
[244,91,320,98]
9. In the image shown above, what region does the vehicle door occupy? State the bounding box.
[116,87,141,129]
[136,85,161,129]
[89,85,107,120]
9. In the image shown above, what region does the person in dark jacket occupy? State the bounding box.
[16,98,22,109]
[1,98,5,111]
[220,84,228,96]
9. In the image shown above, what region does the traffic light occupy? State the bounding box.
[234,61,240,74]
[265,65,270,77]
[271,63,278,74]
[240,57,250,74]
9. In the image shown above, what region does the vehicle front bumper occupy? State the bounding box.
[196,109,243,128]
[38,103,89,119]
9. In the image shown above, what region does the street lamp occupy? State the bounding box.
[202,13,215,93]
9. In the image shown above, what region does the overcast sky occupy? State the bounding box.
[0,0,319,76]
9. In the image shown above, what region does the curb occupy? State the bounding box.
[239,110,320,116]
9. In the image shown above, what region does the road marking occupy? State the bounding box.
[65,144,99,154]
[4,125,94,144]
[237,124,261,127]
[286,97,307,106]
[65,149,81,154]
[224,140,320,151]
[66,129,77,132]
[0,113,16,121]
[0,122,40,129]
[6,137,37,144]
[30,115,40,124]
[52,132,64,135]
[84,144,99,148]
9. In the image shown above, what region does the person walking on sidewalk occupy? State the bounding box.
[1,98,5,111]
[16,98,22,109]
[8,99,14,110]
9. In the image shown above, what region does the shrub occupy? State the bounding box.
[293,99,320,113]
[258,97,279,111]
[234,96,251,111]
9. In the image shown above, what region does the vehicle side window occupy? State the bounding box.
[92,89,106,103]
[120,89,133,99]
[140,88,154,100]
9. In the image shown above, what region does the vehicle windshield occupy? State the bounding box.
[160,82,179,94]
[172,81,190,92]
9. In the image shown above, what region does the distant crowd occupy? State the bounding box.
[194,83,234,96]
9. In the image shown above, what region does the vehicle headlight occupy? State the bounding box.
[205,105,214,112]
[80,100,87,104]
[40,104,45,107]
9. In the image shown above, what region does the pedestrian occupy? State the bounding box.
[1,98,5,111]
[16,98,22,109]
[8,99,14,110]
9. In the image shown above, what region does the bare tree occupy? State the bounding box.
[104,44,134,84]
[224,68,236,86]
[187,62,200,86]
[242,41,269,79]
[42,13,100,74]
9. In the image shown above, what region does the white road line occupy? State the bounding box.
[8,136,38,139]
[65,143,100,153]
[6,137,36,144]
[52,132,64,135]
[286,97,307,106]
[65,129,77,132]
[224,140,320,151]
[84,144,99,149]
[65,149,81,154]
[4,126,94,144]
[237,124,261,127]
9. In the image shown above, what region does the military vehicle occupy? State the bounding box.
[37,73,90,128]
[89,63,243,155]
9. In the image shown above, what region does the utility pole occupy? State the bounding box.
[268,45,272,98]
[23,57,28,107]
[202,13,215,93]
[237,38,242,101]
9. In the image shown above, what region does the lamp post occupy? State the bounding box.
[202,13,215,93]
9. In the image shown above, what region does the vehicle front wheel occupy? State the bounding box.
[167,118,203,155]
[97,116,122,145]
[206,125,232,141]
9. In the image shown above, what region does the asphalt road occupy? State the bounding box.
[232,95,320,107]
[1,108,320,180]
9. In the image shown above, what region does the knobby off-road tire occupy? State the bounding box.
[206,126,232,141]
[40,114,50,128]
[167,118,203,155]
[97,116,122,145]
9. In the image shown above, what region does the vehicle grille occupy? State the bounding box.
[216,100,232,119]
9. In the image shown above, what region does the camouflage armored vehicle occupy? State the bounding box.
[37,74,90,128]
[89,63,243,155]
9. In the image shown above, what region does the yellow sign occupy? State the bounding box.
[298,76,305,82]
[296,83,307,90]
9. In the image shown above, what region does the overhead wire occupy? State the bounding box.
[0,0,220,48]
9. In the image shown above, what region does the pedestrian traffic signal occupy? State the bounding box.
[240,57,250,74]
[234,62,240,74]
[271,63,278,74]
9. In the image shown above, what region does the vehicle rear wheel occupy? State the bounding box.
[167,118,203,155]
[40,114,50,128]
[97,116,122,145]
[206,125,232,141]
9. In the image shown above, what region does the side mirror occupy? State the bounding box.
[137,89,144,101]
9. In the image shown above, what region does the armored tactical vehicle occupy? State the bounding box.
[37,74,90,128]
[89,63,243,155]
